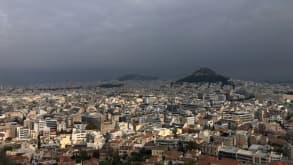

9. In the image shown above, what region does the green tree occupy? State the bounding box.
[130,152,143,161]
[100,160,112,165]
[86,123,97,130]
[3,146,13,152]
[184,160,198,165]
[75,150,90,163]
[111,151,122,165]
[93,149,100,159]
[155,162,164,165]
[0,149,15,165]
[80,150,90,160]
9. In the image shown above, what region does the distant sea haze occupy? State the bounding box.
[0,68,172,85]
[0,67,292,85]
[0,68,119,85]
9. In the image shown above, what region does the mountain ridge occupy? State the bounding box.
[176,67,230,84]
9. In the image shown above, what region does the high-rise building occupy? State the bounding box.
[17,127,30,140]
[46,119,57,132]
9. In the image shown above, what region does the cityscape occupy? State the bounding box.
[0,68,293,165]
[1,0,293,165]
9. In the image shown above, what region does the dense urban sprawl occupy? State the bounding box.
[0,80,293,165]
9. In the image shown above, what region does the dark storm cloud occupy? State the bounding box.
[0,0,293,83]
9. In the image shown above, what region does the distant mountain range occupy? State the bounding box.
[176,67,230,84]
[117,74,158,81]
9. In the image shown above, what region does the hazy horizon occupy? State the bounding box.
[0,67,292,85]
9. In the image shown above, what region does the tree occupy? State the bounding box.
[129,148,151,162]
[186,141,199,150]
[155,162,164,165]
[130,152,143,161]
[111,151,122,165]
[75,150,90,163]
[3,146,13,152]
[85,123,97,130]
[184,160,198,165]
[5,137,12,142]
[80,150,90,160]
[178,141,186,153]
[287,130,293,144]
[100,160,112,165]
[93,149,100,159]
[0,149,15,165]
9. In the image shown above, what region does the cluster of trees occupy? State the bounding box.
[178,141,200,153]
[71,149,100,163]
[100,148,151,165]
[0,147,16,165]
[85,123,98,130]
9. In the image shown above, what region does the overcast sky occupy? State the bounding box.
[0,0,293,84]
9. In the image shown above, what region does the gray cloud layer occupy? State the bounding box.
[0,0,293,83]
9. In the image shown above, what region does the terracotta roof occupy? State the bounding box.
[186,149,201,156]
[198,155,238,165]
[110,139,122,144]
[59,156,74,162]
[165,151,183,160]
[144,133,154,138]
[119,146,132,150]
[271,161,293,165]
[83,158,100,165]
